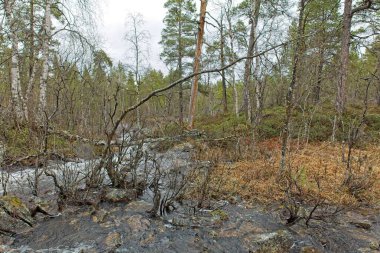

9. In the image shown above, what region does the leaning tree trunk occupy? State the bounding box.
[188,0,207,129]
[38,0,52,120]
[280,0,305,172]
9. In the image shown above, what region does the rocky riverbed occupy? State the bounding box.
[0,141,379,253]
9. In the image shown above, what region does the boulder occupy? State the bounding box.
[28,196,56,217]
[103,188,136,203]
[245,230,293,253]
[104,232,122,249]
[127,214,150,233]
[350,220,372,230]
[0,196,34,226]
[369,241,380,250]
[300,246,323,253]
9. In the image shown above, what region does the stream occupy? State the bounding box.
[0,138,379,253]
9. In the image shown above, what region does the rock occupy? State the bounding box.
[350,220,372,230]
[127,214,150,232]
[0,209,30,235]
[140,232,156,246]
[369,241,380,250]
[170,217,191,227]
[300,246,323,253]
[103,188,136,203]
[92,209,109,223]
[173,142,194,152]
[244,230,293,253]
[28,196,55,217]
[125,200,152,212]
[0,196,34,226]
[104,232,122,249]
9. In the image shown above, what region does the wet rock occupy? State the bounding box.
[369,241,380,250]
[103,188,136,203]
[244,230,293,253]
[0,196,34,226]
[170,217,191,227]
[125,200,152,212]
[104,232,122,249]
[127,214,150,232]
[219,221,264,238]
[172,142,194,152]
[0,209,30,235]
[350,220,372,230]
[92,209,109,223]
[28,196,56,217]
[140,232,156,246]
[300,246,323,253]
[228,195,241,205]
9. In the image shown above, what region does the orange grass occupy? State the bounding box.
[203,140,380,206]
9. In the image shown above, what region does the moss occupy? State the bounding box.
[0,196,24,208]
[210,209,229,221]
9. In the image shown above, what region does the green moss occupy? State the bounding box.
[210,209,229,221]
[0,196,24,208]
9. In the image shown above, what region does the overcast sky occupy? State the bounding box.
[98,0,168,72]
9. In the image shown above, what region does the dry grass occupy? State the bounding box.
[196,139,380,206]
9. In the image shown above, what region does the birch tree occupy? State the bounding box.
[38,0,52,120]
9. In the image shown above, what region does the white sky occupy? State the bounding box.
[98,0,168,72]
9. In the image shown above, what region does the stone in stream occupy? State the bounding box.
[28,196,57,217]
[104,231,122,249]
[244,229,293,253]
[0,196,34,227]
[369,240,380,250]
[103,188,137,203]
[127,214,150,233]
[350,219,372,230]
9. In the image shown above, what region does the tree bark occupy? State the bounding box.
[220,11,228,113]
[242,0,261,123]
[280,0,305,171]
[225,1,238,116]
[188,0,207,129]
[337,0,374,114]
[38,0,52,119]
[4,0,25,123]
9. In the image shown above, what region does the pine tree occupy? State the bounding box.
[160,0,197,125]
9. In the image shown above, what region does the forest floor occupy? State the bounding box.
[0,137,379,253]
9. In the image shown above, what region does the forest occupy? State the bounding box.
[0,0,379,252]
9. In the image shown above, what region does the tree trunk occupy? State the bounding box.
[337,0,352,115]
[38,0,52,119]
[226,2,238,116]
[188,0,207,129]
[377,52,380,106]
[178,7,184,126]
[314,47,324,103]
[254,43,263,126]
[280,0,305,171]
[242,0,261,123]
[220,12,228,113]
[4,0,25,123]
[337,0,374,114]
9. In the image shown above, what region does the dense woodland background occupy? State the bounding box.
[0,0,379,208]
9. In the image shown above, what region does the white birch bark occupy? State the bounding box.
[38,0,52,119]
[4,0,25,122]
